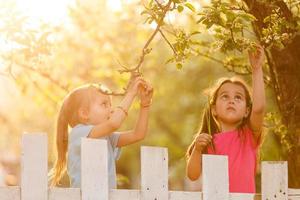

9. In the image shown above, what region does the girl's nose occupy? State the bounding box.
[229,99,235,104]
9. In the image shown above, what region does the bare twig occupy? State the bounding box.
[6,0,173,97]
[158,29,177,55]
[100,90,129,96]
[14,61,69,92]
[106,0,173,96]
[119,0,173,74]
[154,0,164,10]
[25,71,59,105]
[115,58,131,72]
[193,49,225,65]
[193,48,271,85]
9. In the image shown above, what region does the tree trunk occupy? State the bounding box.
[243,0,300,188]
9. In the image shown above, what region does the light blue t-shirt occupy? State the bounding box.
[67,124,121,188]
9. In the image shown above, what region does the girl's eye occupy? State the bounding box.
[234,95,242,101]
[221,94,229,100]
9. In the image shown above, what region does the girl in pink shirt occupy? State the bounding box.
[186,45,265,193]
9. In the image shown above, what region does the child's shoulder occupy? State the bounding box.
[70,124,94,140]
[71,123,93,132]
[241,125,254,135]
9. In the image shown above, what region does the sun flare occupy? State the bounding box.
[15,0,74,24]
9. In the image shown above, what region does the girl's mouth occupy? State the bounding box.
[227,107,236,111]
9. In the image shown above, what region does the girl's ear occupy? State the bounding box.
[211,105,217,117]
[245,107,250,118]
[78,107,89,121]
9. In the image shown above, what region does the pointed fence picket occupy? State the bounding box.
[0,133,299,200]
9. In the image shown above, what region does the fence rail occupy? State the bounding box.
[0,133,299,200]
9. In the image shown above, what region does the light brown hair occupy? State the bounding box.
[48,84,109,186]
[186,77,253,158]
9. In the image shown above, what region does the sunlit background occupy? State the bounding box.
[0,0,298,191]
[0,0,125,105]
[0,0,211,189]
[16,0,74,23]
[13,0,129,22]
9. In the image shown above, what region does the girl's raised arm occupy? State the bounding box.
[88,77,145,138]
[117,81,153,147]
[249,45,266,141]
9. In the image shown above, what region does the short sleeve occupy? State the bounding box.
[69,124,93,147]
[109,133,121,160]
[253,131,262,148]
[244,127,260,149]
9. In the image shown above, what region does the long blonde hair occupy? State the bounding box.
[186,77,253,158]
[48,84,106,186]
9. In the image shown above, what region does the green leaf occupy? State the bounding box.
[140,10,150,16]
[190,31,201,35]
[196,16,205,24]
[177,5,184,13]
[225,11,235,22]
[220,12,227,24]
[172,0,182,3]
[176,63,183,69]
[207,22,214,29]
[184,3,196,12]
[202,19,214,29]
[240,13,257,22]
[165,57,175,64]
[148,18,154,24]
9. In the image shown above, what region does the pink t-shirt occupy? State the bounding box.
[207,127,258,193]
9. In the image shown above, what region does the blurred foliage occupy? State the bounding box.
[0,0,299,189]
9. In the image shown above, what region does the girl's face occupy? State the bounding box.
[212,82,249,128]
[86,92,112,125]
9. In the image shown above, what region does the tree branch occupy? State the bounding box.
[119,0,173,74]
[14,61,69,92]
[158,29,177,55]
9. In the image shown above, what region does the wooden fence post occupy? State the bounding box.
[262,161,288,200]
[21,133,47,200]
[202,155,229,200]
[81,138,108,200]
[141,146,168,200]
[1,134,298,200]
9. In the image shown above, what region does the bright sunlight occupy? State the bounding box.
[15,0,74,24]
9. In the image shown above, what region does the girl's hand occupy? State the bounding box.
[127,75,146,97]
[194,133,212,152]
[139,81,153,107]
[248,44,265,70]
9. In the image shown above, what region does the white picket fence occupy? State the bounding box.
[0,133,299,200]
